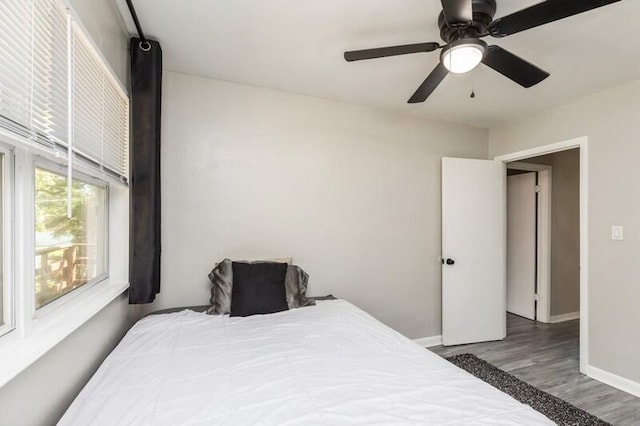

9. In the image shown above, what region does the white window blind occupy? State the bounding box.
[72,23,104,165]
[31,0,69,147]
[0,0,32,137]
[0,0,129,181]
[72,23,129,179]
[102,74,129,178]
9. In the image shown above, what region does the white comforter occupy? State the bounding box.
[60,300,552,425]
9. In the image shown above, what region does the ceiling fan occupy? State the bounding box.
[344,0,620,103]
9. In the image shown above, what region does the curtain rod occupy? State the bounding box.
[125,0,148,44]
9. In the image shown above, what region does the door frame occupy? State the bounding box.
[495,136,588,374]
[506,162,552,323]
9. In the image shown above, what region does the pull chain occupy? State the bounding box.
[470,76,476,99]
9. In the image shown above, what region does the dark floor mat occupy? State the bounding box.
[447,353,610,426]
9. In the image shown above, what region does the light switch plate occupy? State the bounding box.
[611,225,624,241]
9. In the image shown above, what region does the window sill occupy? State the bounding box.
[0,279,129,389]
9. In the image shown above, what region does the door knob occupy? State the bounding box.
[441,258,455,265]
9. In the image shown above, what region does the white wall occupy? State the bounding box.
[0,295,136,425]
[490,79,640,383]
[154,71,487,339]
[0,2,135,424]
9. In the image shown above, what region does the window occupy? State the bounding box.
[34,167,107,309]
[0,0,129,182]
[0,146,13,339]
[0,0,127,312]
[72,21,129,179]
[0,153,4,326]
[0,0,130,388]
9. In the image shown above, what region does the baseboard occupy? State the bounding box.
[586,364,640,399]
[414,335,442,348]
[550,311,580,323]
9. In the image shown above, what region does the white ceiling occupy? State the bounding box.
[116,0,640,128]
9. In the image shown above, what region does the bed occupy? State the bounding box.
[59,299,552,425]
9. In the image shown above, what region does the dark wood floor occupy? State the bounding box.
[429,314,640,425]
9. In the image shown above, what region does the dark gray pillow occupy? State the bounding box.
[206,258,233,315]
[229,262,288,317]
[285,266,315,309]
[206,260,315,315]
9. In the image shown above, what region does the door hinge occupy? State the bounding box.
[535,185,541,193]
[534,293,539,301]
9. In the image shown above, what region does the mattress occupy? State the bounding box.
[59,300,552,425]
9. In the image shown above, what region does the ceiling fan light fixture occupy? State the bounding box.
[441,39,487,74]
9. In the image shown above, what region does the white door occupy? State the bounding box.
[507,172,537,320]
[442,158,506,346]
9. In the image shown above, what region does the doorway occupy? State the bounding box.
[495,137,589,373]
[506,151,580,326]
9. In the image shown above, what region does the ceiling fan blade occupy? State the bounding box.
[408,63,448,103]
[482,45,549,88]
[489,0,620,37]
[344,42,440,62]
[441,0,473,26]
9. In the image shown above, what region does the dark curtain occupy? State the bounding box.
[129,38,162,304]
